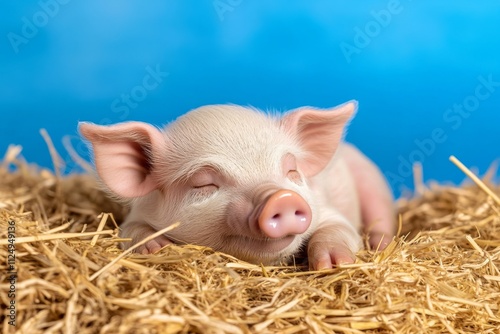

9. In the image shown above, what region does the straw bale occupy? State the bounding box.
[1,145,499,333]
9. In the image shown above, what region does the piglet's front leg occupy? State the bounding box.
[120,220,173,254]
[307,215,362,270]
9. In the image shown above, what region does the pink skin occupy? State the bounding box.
[342,144,395,251]
[79,101,396,269]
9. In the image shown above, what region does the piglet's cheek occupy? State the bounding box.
[225,197,253,231]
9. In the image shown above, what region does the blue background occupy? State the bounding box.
[1,1,499,197]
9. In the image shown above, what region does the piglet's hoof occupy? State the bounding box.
[308,241,356,271]
[138,235,173,254]
[369,232,394,251]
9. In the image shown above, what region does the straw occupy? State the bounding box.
[1,145,500,333]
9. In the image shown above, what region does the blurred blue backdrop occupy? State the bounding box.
[1,1,499,196]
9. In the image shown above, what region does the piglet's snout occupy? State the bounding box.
[258,190,311,238]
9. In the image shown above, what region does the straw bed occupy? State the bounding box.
[1,145,499,333]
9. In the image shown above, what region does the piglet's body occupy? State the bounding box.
[80,102,395,270]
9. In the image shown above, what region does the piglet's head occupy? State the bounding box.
[79,101,356,265]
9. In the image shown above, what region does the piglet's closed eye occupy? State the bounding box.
[281,101,357,177]
[79,121,166,198]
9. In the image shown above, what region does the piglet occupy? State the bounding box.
[79,101,395,270]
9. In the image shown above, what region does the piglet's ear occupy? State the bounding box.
[79,121,165,198]
[281,101,357,177]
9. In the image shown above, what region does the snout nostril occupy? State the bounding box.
[272,213,280,219]
[295,210,303,216]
